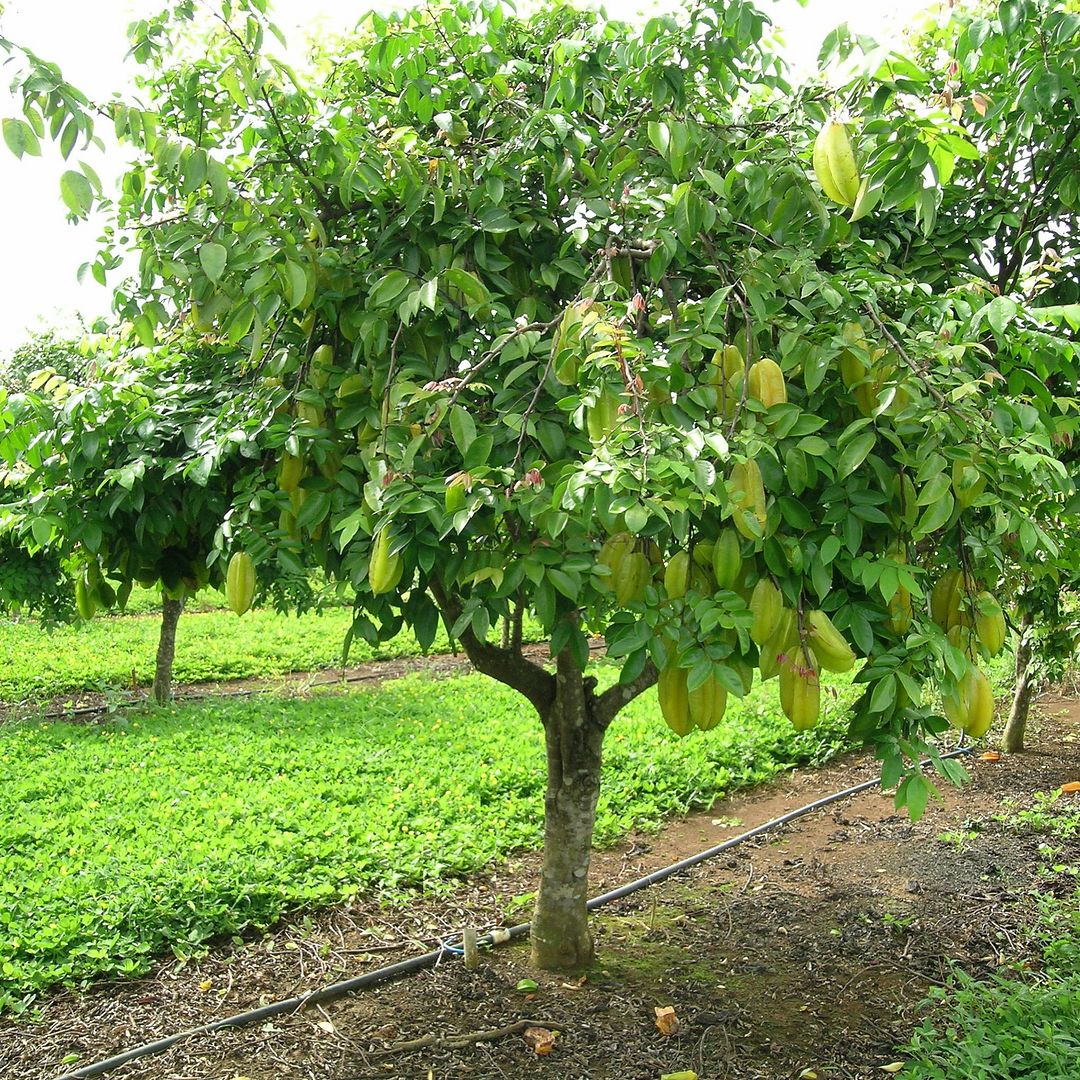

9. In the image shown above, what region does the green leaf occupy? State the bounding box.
[224,301,256,344]
[443,267,489,305]
[895,773,930,821]
[477,207,516,233]
[449,406,476,456]
[618,648,648,685]
[836,432,876,480]
[998,0,1026,35]
[797,436,830,456]
[296,490,331,530]
[647,120,670,157]
[368,270,412,308]
[59,169,93,215]
[802,347,829,393]
[3,117,40,158]
[868,673,897,713]
[879,749,904,791]
[547,568,580,601]
[914,492,954,538]
[200,242,228,284]
[418,276,439,310]
[132,314,155,348]
[284,260,308,309]
[463,435,493,470]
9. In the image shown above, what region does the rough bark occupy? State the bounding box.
[529,648,605,969]
[151,595,184,705]
[1002,606,1036,754]
[529,651,659,969]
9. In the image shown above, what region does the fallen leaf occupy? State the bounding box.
[654,1005,680,1036]
[797,1071,819,1080]
[978,751,1002,762]
[880,1063,907,1073]
[661,1072,699,1080]
[198,979,213,992]
[524,1026,557,1056]
[1061,781,1080,794]
[516,977,539,992]
[316,1020,335,1034]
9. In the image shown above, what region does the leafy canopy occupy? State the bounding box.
[1,0,1077,807]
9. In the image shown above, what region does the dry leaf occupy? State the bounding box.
[1062,781,1080,794]
[978,751,1002,762]
[661,1072,699,1080]
[654,1005,680,1036]
[316,1020,335,1034]
[198,979,213,991]
[523,1026,557,1056]
[880,1063,906,1073]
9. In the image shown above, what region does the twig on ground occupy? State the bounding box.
[371,1018,561,1056]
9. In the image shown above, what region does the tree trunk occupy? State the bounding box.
[151,595,184,705]
[1002,606,1036,753]
[427,581,657,971]
[530,651,605,970]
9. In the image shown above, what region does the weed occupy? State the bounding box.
[901,790,1080,1078]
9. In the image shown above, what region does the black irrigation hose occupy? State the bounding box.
[57,745,973,1080]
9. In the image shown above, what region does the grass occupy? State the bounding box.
[0,591,541,704]
[900,790,1080,1078]
[0,667,858,1012]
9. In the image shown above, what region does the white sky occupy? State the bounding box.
[0,0,936,353]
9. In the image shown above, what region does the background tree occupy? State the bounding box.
[0,335,275,703]
[2,0,1074,968]
[0,328,94,393]
[822,0,1080,748]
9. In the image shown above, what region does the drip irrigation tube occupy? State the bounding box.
[57,746,972,1080]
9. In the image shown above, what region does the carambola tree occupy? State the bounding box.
[0,337,273,703]
[2,0,1075,967]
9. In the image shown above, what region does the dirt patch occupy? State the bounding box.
[2,699,1078,1080]
[0,641,606,724]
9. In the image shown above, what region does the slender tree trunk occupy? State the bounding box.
[1002,606,1036,753]
[530,652,606,970]
[151,596,184,705]
[427,582,657,971]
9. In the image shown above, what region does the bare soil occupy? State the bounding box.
[0,641,603,724]
[3,696,1079,1080]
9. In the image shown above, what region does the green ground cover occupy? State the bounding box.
[0,668,857,1011]
[901,790,1080,1078]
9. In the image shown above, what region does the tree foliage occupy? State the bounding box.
[2,0,1077,964]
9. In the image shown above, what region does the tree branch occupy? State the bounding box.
[864,302,956,414]
[996,121,1080,294]
[594,658,659,730]
[511,590,524,653]
[429,578,554,715]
